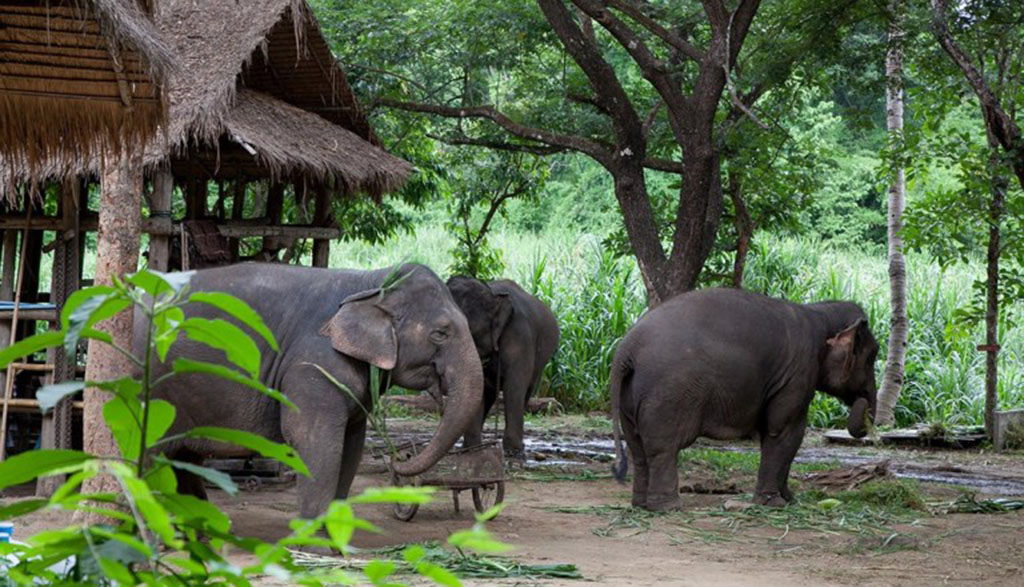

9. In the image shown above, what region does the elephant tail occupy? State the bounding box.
[609,351,630,484]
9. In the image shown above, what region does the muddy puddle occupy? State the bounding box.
[369,429,1024,496]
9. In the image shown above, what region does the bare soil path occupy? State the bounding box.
[6,415,1024,585]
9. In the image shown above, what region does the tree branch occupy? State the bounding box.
[605,0,704,62]
[381,98,612,164]
[426,133,570,155]
[931,0,1024,187]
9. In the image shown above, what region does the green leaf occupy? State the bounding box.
[36,381,85,413]
[60,286,116,330]
[65,294,132,356]
[0,498,48,520]
[89,377,142,401]
[0,450,93,491]
[118,468,180,549]
[364,560,396,584]
[325,502,378,549]
[188,292,279,351]
[155,455,238,496]
[403,544,426,564]
[144,462,178,494]
[98,557,136,584]
[181,317,262,378]
[128,269,193,298]
[0,330,65,369]
[172,358,296,410]
[349,486,435,505]
[447,527,512,554]
[103,397,176,462]
[153,306,184,362]
[184,427,310,477]
[474,502,505,523]
[414,562,461,587]
[160,493,231,535]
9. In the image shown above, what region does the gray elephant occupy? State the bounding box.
[446,277,559,458]
[139,263,483,519]
[610,288,878,511]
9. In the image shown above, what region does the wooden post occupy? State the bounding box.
[0,230,15,301]
[148,170,174,272]
[229,180,246,261]
[0,229,18,422]
[186,178,207,220]
[260,182,285,257]
[38,180,81,496]
[312,186,332,268]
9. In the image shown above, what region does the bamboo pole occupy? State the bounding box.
[0,205,32,461]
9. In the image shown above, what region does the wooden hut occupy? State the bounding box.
[1,1,172,476]
[0,0,411,474]
[0,0,173,173]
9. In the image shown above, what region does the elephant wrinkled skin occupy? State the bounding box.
[447,276,559,458]
[610,288,878,511]
[137,263,483,519]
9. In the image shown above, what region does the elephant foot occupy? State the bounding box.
[631,494,647,509]
[644,494,683,512]
[503,447,527,461]
[752,492,789,508]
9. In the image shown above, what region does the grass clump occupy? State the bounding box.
[840,479,926,511]
[293,541,584,580]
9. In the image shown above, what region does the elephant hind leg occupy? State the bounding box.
[620,414,649,508]
[171,447,209,500]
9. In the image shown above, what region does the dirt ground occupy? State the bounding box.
[7,416,1024,585]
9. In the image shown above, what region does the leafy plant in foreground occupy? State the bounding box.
[0,269,501,586]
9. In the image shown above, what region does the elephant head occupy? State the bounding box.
[321,265,483,476]
[819,317,879,438]
[446,276,513,359]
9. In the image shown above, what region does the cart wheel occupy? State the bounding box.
[390,471,420,522]
[472,481,505,516]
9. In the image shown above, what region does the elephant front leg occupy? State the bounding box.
[500,364,532,460]
[335,417,367,500]
[754,419,806,507]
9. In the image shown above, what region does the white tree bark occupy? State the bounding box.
[875,0,908,427]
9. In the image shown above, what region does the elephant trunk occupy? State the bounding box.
[391,335,484,477]
[847,397,871,439]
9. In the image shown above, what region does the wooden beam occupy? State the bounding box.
[148,170,174,271]
[312,185,332,268]
[218,225,341,239]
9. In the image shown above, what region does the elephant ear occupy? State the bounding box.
[489,290,514,352]
[319,289,397,370]
[825,318,866,384]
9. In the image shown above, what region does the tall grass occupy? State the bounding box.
[331,227,1024,429]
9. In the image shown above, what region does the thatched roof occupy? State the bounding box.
[0,1,174,171]
[1,0,411,202]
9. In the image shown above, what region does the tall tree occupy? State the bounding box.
[930,0,1024,438]
[80,150,144,499]
[875,0,908,426]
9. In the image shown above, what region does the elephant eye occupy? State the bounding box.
[430,329,450,344]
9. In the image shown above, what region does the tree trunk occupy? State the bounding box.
[875,0,908,427]
[80,149,143,501]
[984,173,1006,440]
[727,168,753,288]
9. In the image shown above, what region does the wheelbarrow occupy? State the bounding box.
[374,440,505,522]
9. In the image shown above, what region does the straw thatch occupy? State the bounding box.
[0,1,174,172]
[186,90,411,194]
[1,0,411,202]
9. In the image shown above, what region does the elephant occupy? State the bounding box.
[137,263,483,519]
[446,276,559,458]
[610,287,878,511]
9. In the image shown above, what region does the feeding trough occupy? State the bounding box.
[373,440,505,522]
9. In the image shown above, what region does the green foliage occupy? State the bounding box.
[445,150,549,280]
[0,270,505,586]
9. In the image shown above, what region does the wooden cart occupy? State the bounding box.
[376,440,505,522]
